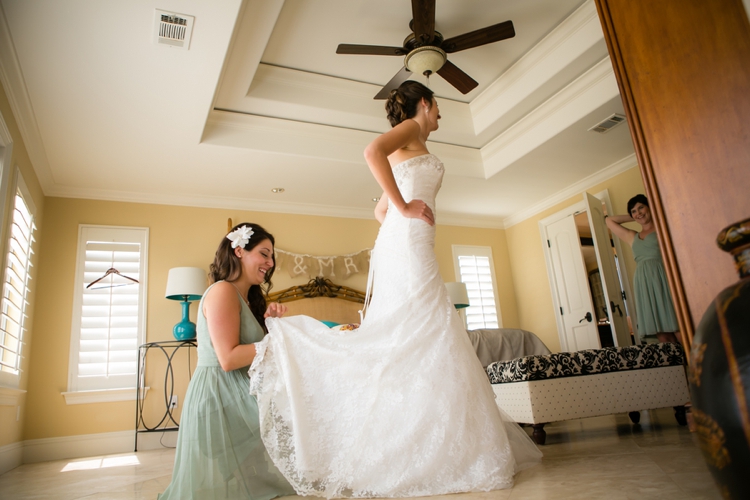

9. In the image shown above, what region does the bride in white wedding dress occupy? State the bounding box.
[249,80,541,498]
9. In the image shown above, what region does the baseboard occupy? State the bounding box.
[13,429,181,466]
[23,430,135,464]
[0,441,23,475]
[134,429,179,451]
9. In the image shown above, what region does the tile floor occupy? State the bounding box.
[0,408,721,499]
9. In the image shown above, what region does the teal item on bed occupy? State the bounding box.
[321,320,340,328]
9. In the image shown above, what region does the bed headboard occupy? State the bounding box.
[266,277,365,325]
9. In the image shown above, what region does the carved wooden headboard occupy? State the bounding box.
[266,277,365,325]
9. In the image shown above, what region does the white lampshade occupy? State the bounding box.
[445,282,470,309]
[165,267,207,301]
[404,46,447,76]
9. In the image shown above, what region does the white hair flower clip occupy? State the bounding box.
[227,225,254,249]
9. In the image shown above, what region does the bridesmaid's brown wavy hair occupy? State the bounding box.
[209,222,276,331]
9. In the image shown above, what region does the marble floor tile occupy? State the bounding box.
[507,474,688,500]
[648,446,712,475]
[0,408,720,500]
[670,471,724,500]
[410,491,512,500]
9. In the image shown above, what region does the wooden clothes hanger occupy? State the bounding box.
[86,267,140,289]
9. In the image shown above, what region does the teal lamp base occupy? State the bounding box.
[173,300,196,340]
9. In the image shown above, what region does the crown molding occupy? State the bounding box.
[481,57,619,179]
[46,183,377,220]
[0,3,54,193]
[502,153,638,228]
[46,182,510,229]
[436,213,504,229]
[470,0,604,135]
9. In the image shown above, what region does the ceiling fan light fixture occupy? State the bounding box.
[404,46,446,77]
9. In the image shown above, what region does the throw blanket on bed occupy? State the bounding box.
[467,328,551,367]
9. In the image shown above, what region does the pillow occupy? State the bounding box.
[320,320,340,328]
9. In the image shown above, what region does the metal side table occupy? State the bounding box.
[134,339,196,451]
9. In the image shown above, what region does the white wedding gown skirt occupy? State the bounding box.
[249,154,541,498]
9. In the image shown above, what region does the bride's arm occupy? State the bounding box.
[363,121,434,226]
[374,192,388,223]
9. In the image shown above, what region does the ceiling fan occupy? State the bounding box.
[336,0,515,99]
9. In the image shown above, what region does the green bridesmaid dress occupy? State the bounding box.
[159,282,295,500]
[632,232,680,338]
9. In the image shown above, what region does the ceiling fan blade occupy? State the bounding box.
[411,0,436,45]
[436,60,478,94]
[336,44,407,56]
[374,66,413,100]
[441,20,515,53]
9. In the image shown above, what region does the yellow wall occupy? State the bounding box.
[505,166,646,353]
[0,80,46,449]
[24,198,513,440]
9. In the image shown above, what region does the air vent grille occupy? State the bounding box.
[154,10,194,50]
[588,113,626,134]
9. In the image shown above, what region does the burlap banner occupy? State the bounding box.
[275,248,371,279]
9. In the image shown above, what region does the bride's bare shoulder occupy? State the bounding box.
[388,150,430,167]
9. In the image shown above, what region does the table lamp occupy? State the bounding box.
[165,267,207,340]
[445,282,470,309]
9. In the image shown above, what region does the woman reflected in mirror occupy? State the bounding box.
[606,194,681,345]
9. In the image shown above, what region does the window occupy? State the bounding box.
[67,226,148,394]
[452,245,502,330]
[0,173,36,388]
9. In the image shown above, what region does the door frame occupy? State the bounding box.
[539,189,639,351]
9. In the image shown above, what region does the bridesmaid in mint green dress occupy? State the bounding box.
[606,195,680,344]
[159,223,295,500]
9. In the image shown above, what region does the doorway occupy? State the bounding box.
[540,190,639,352]
[576,212,614,347]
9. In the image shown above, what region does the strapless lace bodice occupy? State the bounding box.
[390,153,444,212]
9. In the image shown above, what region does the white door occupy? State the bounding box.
[547,215,600,351]
[584,192,631,347]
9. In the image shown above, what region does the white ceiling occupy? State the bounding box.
[0,0,636,228]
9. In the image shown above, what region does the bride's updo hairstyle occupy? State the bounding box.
[209,222,276,331]
[385,80,435,127]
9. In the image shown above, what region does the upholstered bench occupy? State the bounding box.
[485,343,690,444]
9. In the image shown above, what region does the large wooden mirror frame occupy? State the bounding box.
[594,0,750,356]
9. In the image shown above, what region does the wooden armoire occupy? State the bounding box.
[594,0,750,353]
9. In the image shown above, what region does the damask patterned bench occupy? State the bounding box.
[485,343,690,444]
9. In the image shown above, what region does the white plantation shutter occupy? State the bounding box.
[453,246,503,330]
[0,190,35,382]
[69,227,148,392]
